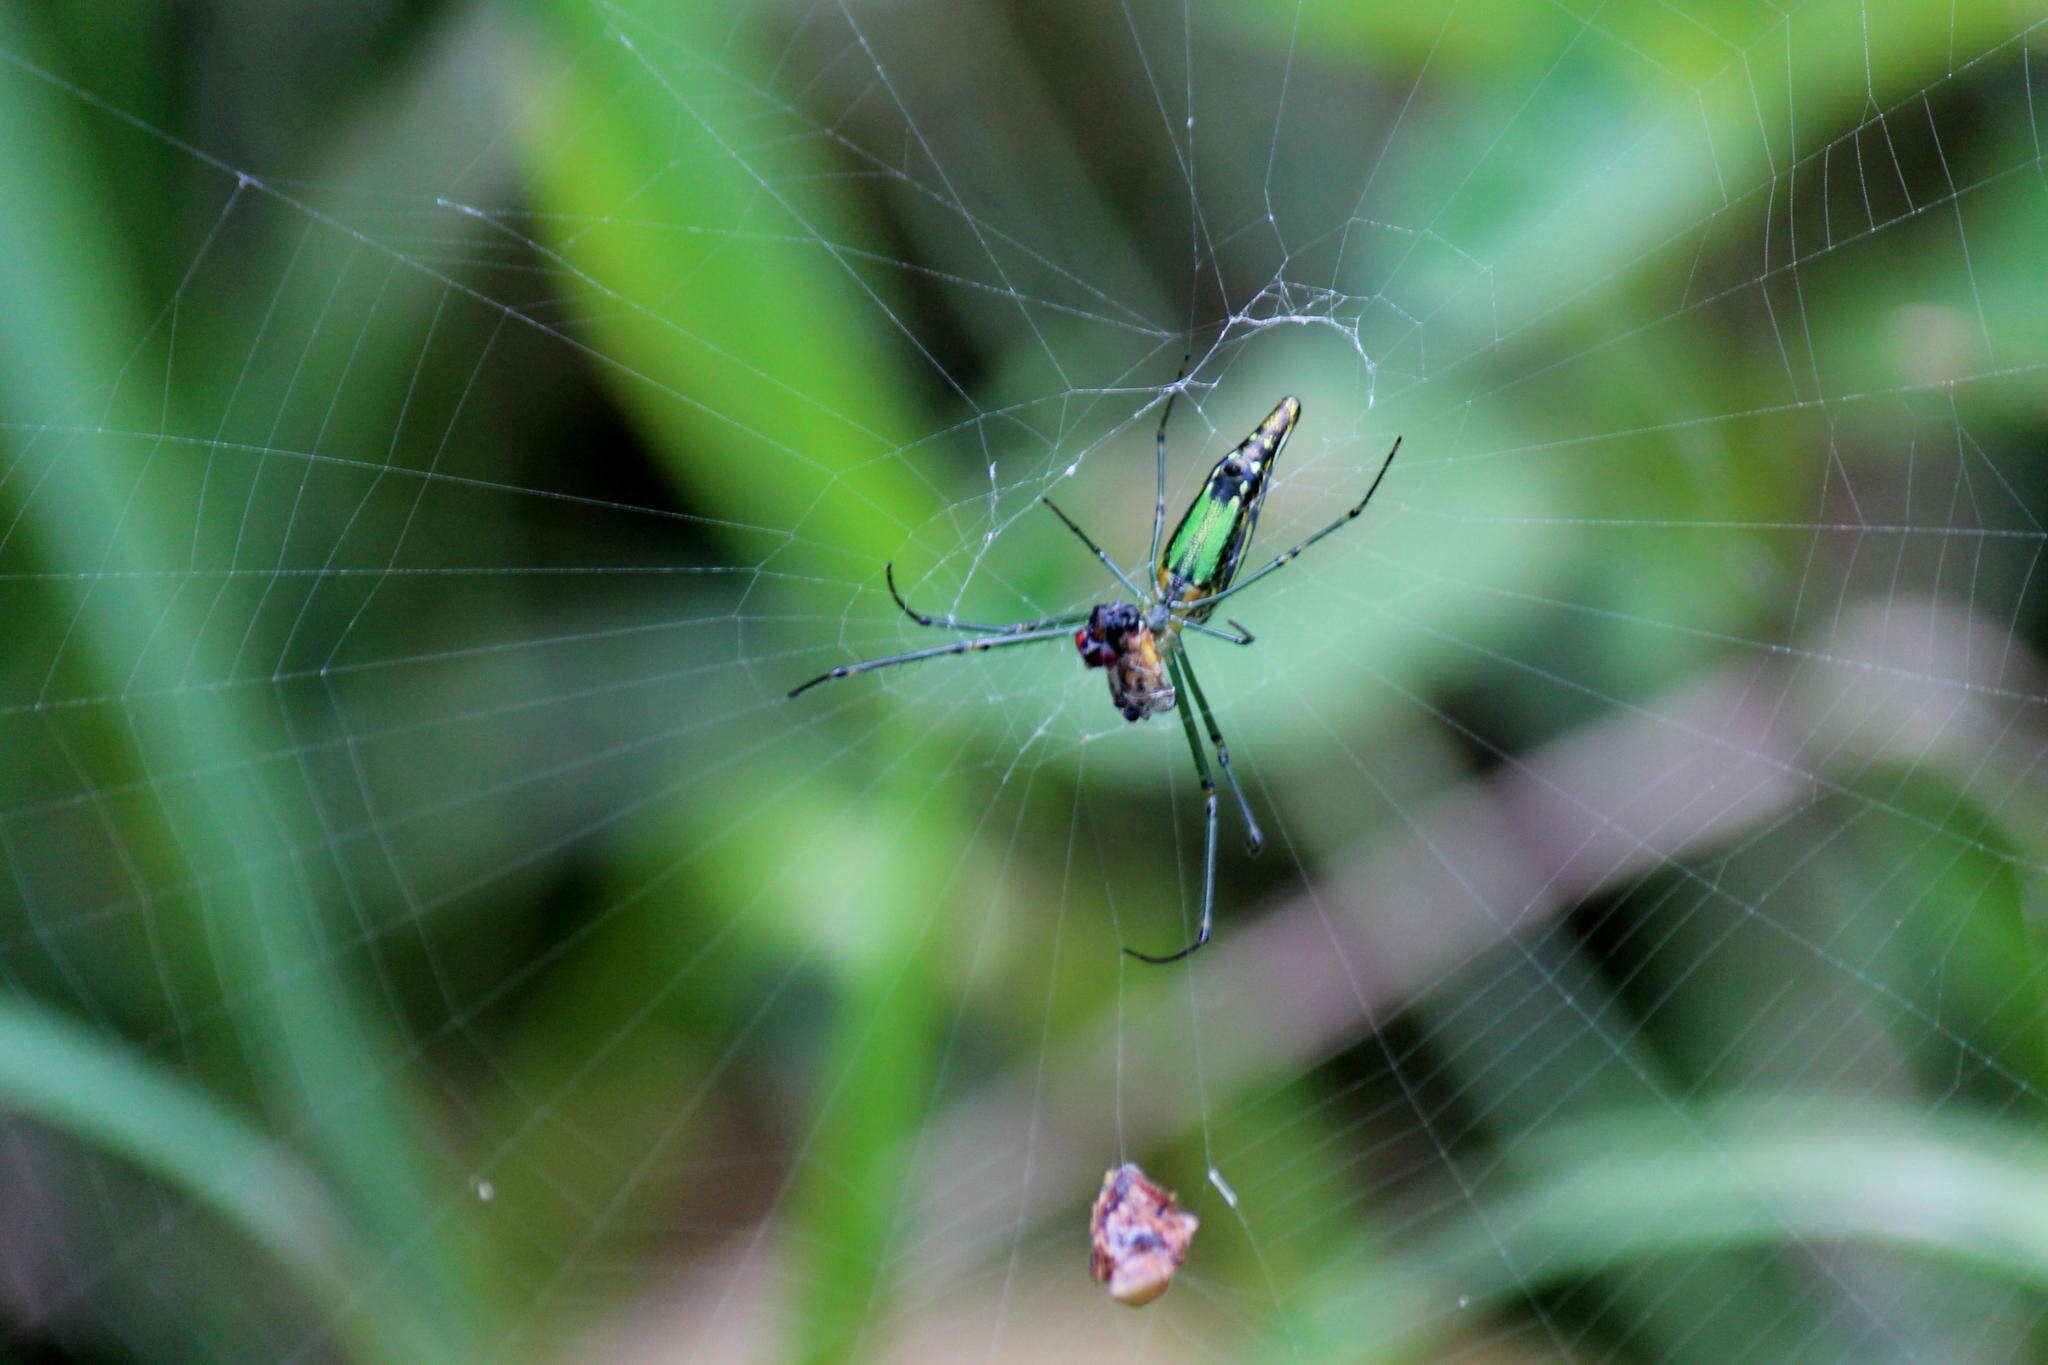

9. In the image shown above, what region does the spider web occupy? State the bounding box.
[5,0,2048,1358]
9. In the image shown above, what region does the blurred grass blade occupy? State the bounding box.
[514,0,938,573]
[1288,1095,2048,1356]
[0,997,416,1357]
[511,6,972,1353]
[0,15,468,1357]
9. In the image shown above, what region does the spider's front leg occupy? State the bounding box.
[788,622,1076,698]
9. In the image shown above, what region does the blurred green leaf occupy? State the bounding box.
[514,0,940,572]
[1849,765,2048,1102]
[0,13,470,1356]
[1286,1095,2048,1359]
[0,997,408,1356]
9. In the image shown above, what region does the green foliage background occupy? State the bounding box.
[4,1,2048,1359]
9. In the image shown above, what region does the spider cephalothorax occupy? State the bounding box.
[1075,602,1176,721]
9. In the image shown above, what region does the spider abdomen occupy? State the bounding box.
[1154,395,1298,620]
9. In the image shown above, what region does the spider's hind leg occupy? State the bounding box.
[1175,651,1263,853]
[1122,653,1219,965]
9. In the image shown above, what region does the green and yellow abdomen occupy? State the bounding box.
[1156,395,1298,621]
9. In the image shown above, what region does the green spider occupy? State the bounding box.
[790,371,1401,962]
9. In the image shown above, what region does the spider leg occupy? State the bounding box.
[884,563,1086,635]
[1123,653,1219,965]
[1183,618,1254,646]
[1040,497,1148,600]
[1148,354,1191,575]
[1174,650,1263,853]
[1180,436,1401,613]
[788,623,1075,699]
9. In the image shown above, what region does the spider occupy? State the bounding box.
[790,369,1401,962]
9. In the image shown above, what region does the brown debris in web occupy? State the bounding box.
[1088,1163,1199,1306]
